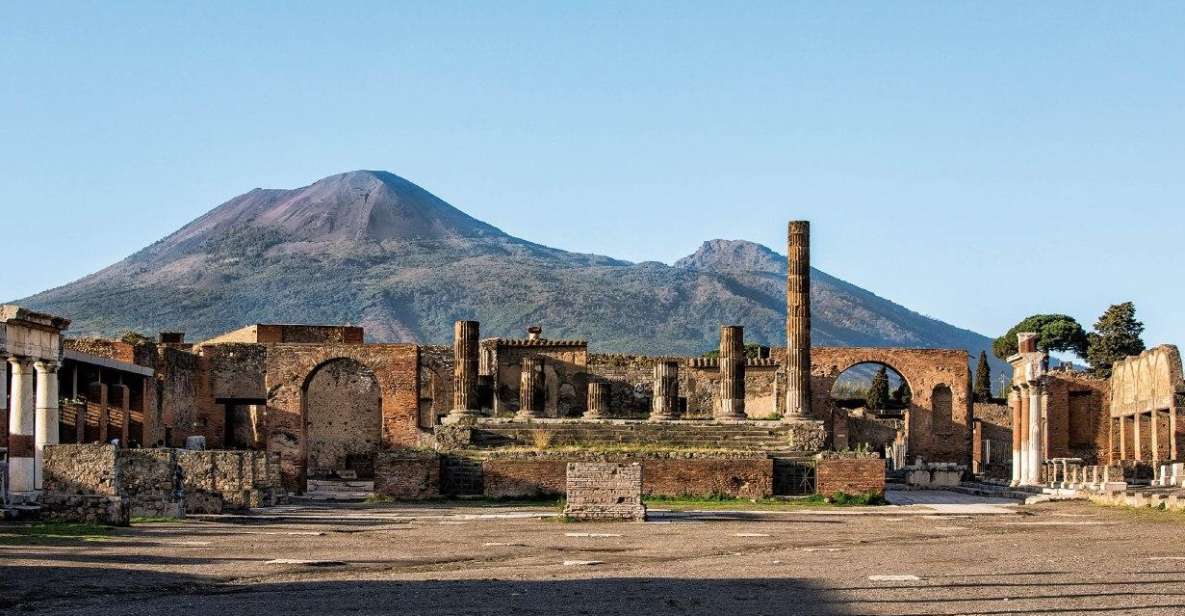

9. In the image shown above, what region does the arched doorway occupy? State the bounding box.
[830,362,911,460]
[303,358,382,480]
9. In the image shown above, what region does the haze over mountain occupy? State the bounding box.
[16,170,1001,371]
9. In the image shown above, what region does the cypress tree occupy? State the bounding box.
[1087,302,1146,377]
[973,351,992,402]
[866,365,890,411]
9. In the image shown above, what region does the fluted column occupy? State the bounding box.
[34,360,60,490]
[717,325,746,420]
[8,356,35,496]
[1028,382,1043,484]
[650,360,679,421]
[785,220,812,418]
[585,381,609,420]
[516,356,544,420]
[444,320,481,425]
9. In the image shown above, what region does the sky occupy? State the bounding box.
[2,2,1183,356]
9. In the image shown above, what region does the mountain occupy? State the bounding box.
[15,170,1002,371]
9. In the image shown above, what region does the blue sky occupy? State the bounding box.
[3,2,1182,353]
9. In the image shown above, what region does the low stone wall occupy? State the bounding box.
[374,450,441,499]
[815,453,886,497]
[563,463,646,521]
[480,452,773,499]
[905,463,965,489]
[118,449,183,518]
[41,444,130,526]
[177,450,284,513]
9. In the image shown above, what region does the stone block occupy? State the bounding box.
[563,463,645,522]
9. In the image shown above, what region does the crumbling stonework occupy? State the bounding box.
[815,452,885,497]
[41,444,129,525]
[374,450,440,499]
[563,463,646,521]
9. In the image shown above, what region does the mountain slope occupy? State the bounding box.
[16,170,1000,368]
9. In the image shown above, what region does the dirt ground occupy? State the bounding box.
[3,495,1185,616]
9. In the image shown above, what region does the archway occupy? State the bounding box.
[302,358,382,480]
[829,361,911,459]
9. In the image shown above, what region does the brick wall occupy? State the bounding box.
[563,463,646,521]
[374,451,441,499]
[815,455,886,497]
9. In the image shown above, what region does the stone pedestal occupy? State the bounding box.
[716,325,746,420]
[516,356,544,420]
[785,220,811,418]
[444,320,481,425]
[650,360,679,421]
[585,381,610,419]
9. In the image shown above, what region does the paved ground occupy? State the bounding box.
[3,493,1185,615]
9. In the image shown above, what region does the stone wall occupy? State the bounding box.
[41,444,129,525]
[304,358,382,478]
[487,340,588,417]
[176,449,284,513]
[563,463,646,521]
[480,452,773,499]
[815,453,886,497]
[374,450,441,499]
[1045,371,1111,464]
[973,402,1013,476]
[462,420,823,452]
[418,345,455,428]
[118,449,183,518]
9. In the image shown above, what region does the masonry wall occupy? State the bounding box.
[418,345,455,428]
[480,453,773,499]
[374,451,441,499]
[488,341,588,417]
[815,455,886,497]
[41,444,129,525]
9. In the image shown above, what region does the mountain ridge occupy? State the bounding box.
[13,170,1003,372]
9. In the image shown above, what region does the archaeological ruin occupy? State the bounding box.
[3,218,1183,521]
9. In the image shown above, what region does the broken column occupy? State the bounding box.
[650,360,680,421]
[717,325,746,420]
[8,356,35,497]
[785,220,812,418]
[585,381,610,420]
[33,360,60,489]
[516,356,544,420]
[444,320,480,425]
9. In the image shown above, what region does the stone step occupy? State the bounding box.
[303,480,375,502]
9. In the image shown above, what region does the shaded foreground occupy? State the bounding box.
[3,498,1185,615]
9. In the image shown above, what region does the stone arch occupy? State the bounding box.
[301,357,382,480]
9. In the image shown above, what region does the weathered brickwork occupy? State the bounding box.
[480,453,773,499]
[176,449,284,513]
[485,338,588,417]
[374,450,441,499]
[1044,371,1110,464]
[563,463,646,521]
[815,453,886,497]
[41,444,130,525]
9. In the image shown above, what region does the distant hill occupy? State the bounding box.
[15,170,1003,373]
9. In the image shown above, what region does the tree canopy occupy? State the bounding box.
[1086,302,1146,377]
[993,314,1088,360]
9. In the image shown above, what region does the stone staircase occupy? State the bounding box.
[471,422,804,453]
[948,481,1055,503]
[301,479,374,502]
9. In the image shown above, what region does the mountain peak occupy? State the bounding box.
[674,239,785,274]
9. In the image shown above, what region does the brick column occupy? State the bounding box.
[650,360,679,421]
[33,360,60,489]
[585,381,609,420]
[784,220,811,418]
[7,356,35,497]
[516,356,544,420]
[717,325,746,420]
[444,320,481,425]
[112,383,130,448]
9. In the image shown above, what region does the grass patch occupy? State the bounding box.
[130,516,184,524]
[0,521,115,546]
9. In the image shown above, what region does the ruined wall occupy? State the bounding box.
[176,449,283,513]
[262,343,419,489]
[973,402,1013,473]
[156,346,206,448]
[41,444,129,525]
[809,347,972,463]
[1045,371,1110,463]
[815,454,886,497]
[304,358,383,478]
[117,448,183,518]
[488,340,588,417]
[480,452,773,499]
[418,345,455,428]
[199,324,365,345]
[563,463,646,521]
[374,450,441,499]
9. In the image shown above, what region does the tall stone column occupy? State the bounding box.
[1028,382,1043,484]
[0,354,7,451]
[8,356,35,497]
[444,320,481,425]
[34,360,60,490]
[785,220,812,418]
[717,325,746,420]
[585,381,609,420]
[1010,388,1022,485]
[650,360,680,421]
[516,356,544,420]
[1018,386,1030,484]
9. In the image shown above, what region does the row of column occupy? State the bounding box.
[3,355,60,498]
[1115,408,1179,464]
[1010,380,1046,486]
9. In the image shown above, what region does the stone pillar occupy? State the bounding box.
[585,381,609,420]
[1011,389,1022,485]
[444,320,481,425]
[1018,387,1030,484]
[34,360,60,490]
[1117,417,1126,462]
[1171,406,1178,461]
[717,325,746,420]
[1151,410,1160,465]
[1134,412,1142,462]
[516,356,544,420]
[0,355,7,451]
[784,220,811,418]
[650,360,680,421]
[1028,383,1043,484]
[7,356,35,496]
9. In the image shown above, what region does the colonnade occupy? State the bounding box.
[3,354,62,499]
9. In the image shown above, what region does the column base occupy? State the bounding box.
[648,413,678,422]
[514,411,543,422]
[715,400,746,421]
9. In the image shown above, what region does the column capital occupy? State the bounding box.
[34,359,61,373]
[8,354,34,370]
